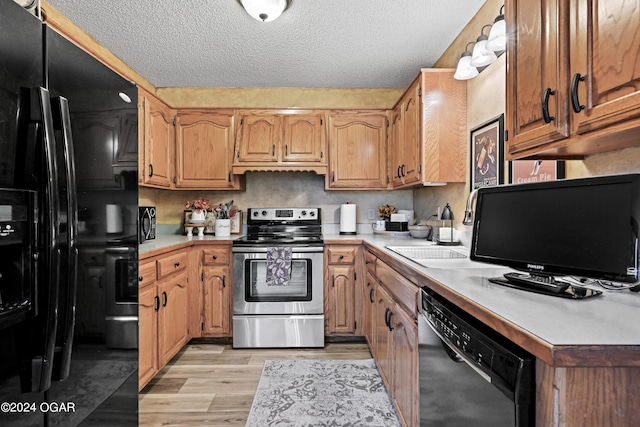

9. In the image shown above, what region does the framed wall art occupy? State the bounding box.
[509,160,566,184]
[470,114,504,191]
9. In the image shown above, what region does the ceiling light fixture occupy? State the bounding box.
[239,0,291,22]
[486,5,506,52]
[470,25,498,67]
[453,42,479,80]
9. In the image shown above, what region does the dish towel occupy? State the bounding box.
[266,247,292,286]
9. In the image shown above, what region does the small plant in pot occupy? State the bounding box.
[185,197,210,223]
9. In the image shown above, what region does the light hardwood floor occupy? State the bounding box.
[139,342,372,426]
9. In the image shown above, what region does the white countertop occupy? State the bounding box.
[329,233,640,349]
[141,232,640,353]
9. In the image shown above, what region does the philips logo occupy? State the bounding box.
[527,264,545,271]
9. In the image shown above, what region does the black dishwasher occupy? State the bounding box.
[419,287,535,427]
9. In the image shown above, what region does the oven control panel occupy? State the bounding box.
[248,208,320,222]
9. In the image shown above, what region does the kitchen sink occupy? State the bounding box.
[385,245,487,269]
[385,246,467,260]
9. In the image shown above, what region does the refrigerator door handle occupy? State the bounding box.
[30,87,62,393]
[51,96,78,382]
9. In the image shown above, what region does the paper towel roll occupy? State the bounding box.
[340,204,357,235]
[106,204,123,234]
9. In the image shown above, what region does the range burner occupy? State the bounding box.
[233,207,323,247]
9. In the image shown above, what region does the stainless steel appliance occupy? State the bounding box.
[419,287,535,426]
[105,236,138,349]
[232,208,324,348]
[138,206,156,243]
[0,1,138,424]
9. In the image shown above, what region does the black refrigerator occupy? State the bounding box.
[0,1,139,425]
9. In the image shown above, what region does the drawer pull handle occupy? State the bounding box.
[149,164,154,177]
[571,73,586,113]
[542,87,555,123]
[369,287,374,303]
[162,291,167,307]
[154,295,160,311]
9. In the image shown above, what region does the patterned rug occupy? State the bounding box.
[246,359,401,427]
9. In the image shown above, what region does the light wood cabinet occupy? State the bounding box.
[138,248,189,390]
[324,245,360,335]
[326,111,389,190]
[365,250,419,427]
[506,0,640,158]
[175,110,244,190]
[391,79,421,188]
[200,246,232,337]
[233,110,327,174]
[139,89,175,188]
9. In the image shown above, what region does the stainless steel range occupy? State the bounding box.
[232,208,324,348]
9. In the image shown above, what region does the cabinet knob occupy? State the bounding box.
[339,255,344,260]
[212,255,217,260]
[138,276,143,282]
[174,262,180,267]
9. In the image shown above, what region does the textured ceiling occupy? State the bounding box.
[46,0,486,89]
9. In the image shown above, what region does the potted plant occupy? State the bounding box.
[185,197,210,223]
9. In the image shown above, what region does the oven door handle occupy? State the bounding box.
[423,314,491,383]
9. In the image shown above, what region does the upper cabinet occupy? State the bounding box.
[232,110,327,174]
[175,110,244,190]
[139,89,175,188]
[326,111,389,190]
[391,69,467,188]
[506,0,640,158]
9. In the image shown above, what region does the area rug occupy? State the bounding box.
[246,359,401,427]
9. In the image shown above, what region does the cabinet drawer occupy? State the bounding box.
[326,246,358,264]
[156,250,188,280]
[138,260,156,288]
[202,247,229,266]
[375,259,418,316]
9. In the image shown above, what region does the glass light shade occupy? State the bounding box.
[240,0,288,22]
[486,19,506,51]
[453,53,479,80]
[470,36,497,67]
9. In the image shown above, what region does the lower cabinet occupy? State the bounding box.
[324,245,361,335]
[200,246,232,337]
[365,249,419,427]
[138,248,189,390]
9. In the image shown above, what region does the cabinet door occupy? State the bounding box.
[505,0,569,157]
[142,94,174,188]
[374,285,394,385]
[326,265,356,335]
[138,284,158,390]
[157,272,189,367]
[401,82,421,186]
[391,305,418,427]
[327,112,388,189]
[569,0,640,137]
[282,113,326,163]
[175,110,241,189]
[236,113,281,163]
[202,265,231,336]
[390,107,404,187]
[364,272,377,351]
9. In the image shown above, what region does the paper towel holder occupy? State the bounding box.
[339,202,357,235]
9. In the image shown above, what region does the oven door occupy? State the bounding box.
[232,246,324,315]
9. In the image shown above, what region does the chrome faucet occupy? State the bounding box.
[462,189,479,225]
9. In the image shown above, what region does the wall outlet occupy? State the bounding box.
[367,208,376,220]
